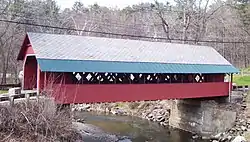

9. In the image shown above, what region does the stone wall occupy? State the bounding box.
[169,98,237,136]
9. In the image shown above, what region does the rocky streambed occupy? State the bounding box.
[207,92,250,142]
[72,92,250,142]
[72,100,171,127]
[73,111,208,142]
[73,122,131,142]
[196,91,250,142]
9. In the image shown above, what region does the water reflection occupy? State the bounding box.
[75,112,208,142]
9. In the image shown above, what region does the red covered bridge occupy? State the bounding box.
[17,33,239,104]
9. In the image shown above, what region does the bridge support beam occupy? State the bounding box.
[169,98,237,136]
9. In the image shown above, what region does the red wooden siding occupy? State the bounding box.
[39,72,74,90]
[17,35,34,60]
[25,45,34,55]
[23,56,37,89]
[39,71,45,90]
[48,82,230,104]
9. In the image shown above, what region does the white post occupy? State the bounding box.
[228,73,233,102]
[37,65,40,101]
[228,74,232,103]
[8,87,21,106]
[25,93,30,104]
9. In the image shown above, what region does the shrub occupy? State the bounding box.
[0,98,82,142]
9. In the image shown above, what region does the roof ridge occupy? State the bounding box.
[27,32,212,49]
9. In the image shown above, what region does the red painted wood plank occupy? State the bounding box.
[23,56,37,90]
[48,82,230,104]
[25,46,35,55]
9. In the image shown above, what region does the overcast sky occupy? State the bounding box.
[55,0,168,9]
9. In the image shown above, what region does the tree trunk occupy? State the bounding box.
[182,7,187,44]
[1,61,6,85]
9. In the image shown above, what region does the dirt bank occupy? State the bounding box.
[72,100,171,127]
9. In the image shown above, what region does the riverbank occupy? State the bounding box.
[72,100,171,127]
[195,91,250,142]
[72,91,250,142]
[212,91,250,142]
[74,111,209,142]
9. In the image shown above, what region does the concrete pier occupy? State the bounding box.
[169,98,237,136]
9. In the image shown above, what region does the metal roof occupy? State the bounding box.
[24,32,239,73]
[37,59,238,73]
[28,32,231,65]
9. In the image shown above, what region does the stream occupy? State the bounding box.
[75,112,209,142]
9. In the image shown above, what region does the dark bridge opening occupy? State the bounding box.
[52,72,224,85]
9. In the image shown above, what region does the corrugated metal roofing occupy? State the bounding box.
[25,32,239,73]
[37,59,239,73]
[28,32,231,65]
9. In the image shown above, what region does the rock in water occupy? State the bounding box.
[241,126,247,131]
[156,115,165,122]
[117,138,132,142]
[227,135,232,141]
[192,134,199,139]
[211,132,222,140]
[231,136,246,142]
[73,122,119,142]
[160,122,168,127]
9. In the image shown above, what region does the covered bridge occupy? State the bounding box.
[17,32,239,104]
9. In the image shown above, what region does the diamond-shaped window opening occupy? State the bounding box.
[109,76,114,81]
[202,76,204,80]
[165,76,169,81]
[97,75,101,80]
[92,72,97,76]
[155,75,158,80]
[86,73,92,81]
[105,72,109,76]
[75,73,82,81]
[166,75,170,79]
[147,75,151,80]
[130,74,135,81]
[139,74,143,78]
[174,75,177,80]
[195,75,200,82]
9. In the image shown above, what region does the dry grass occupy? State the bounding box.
[0,99,82,142]
[0,90,7,94]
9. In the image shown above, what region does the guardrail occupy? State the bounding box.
[0,84,21,90]
[233,85,249,92]
[0,89,37,106]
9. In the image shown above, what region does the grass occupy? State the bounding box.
[233,75,250,86]
[232,67,250,85]
[0,90,7,94]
